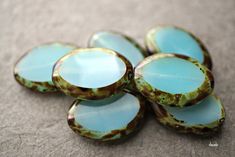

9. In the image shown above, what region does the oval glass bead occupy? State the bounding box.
[145,26,212,69]
[89,31,147,67]
[14,43,77,92]
[67,92,146,141]
[52,48,133,100]
[151,95,225,134]
[134,53,214,107]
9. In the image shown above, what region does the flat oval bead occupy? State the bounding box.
[52,48,133,100]
[145,26,212,69]
[67,92,146,141]
[14,43,77,92]
[134,53,214,107]
[151,95,225,134]
[89,31,147,67]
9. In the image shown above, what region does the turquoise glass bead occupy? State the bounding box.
[145,26,212,69]
[14,43,77,92]
[143,57,205,94]
[67,92,146,141]
[152,95,225,134]
[134,53,214,107]
[52,48,133,100]
[60,50,125,88]
[89,31,147,67]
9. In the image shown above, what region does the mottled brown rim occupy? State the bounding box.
[52,48,134,100]
[67,91,146,142]
[88,30,149,59]
[134,53,214,107]
[151,94,225,135]
[145,25,212,70]
[13,42,78,92]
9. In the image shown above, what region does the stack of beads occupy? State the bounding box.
[14,26,225,142]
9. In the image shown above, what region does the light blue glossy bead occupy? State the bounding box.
[142,57,205,94]
[59,49,127,88]
[16,43,76,82]
[152,95,225,134]
[89,31,146,67]
[52,48,133,100]
[164,95,221,125]
[134,54,214,107]
[14,43,77,92]
[67,92,146,141]
[146,26,212,69]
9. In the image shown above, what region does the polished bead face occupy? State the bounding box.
[14,43,77,92]
[89,31,147,67]
[59,50,126,88]
[145,26,212,69]
[151,95,225,134]
[52,48,133,100]
[142,57,205,94]
[67,92,146,141]
[134,53,214,107]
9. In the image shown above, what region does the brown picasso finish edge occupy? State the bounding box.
[151,95,225,135]
[52,48,134,100]
[14,42,78,92]
[134,53,214,107]
[67,91,146,142]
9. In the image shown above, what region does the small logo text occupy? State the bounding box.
[209,141,218,147]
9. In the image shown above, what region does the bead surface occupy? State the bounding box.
[145,26,212,69]
[67,92,146,141]
[52,48,133,99]
[89,31,147,67]
[14,43,77,92]
[151,95,225,134]
[134,53,214,107]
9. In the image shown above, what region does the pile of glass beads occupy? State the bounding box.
[14,26,225,142]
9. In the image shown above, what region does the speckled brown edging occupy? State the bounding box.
[14,42,78,92]
[67,91,146,142]
[52,48,134,100]
[151,95,225,135]
[134,53,214,107]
